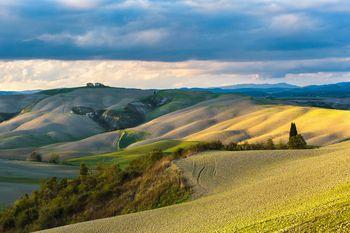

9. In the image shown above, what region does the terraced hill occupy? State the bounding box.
[41,141,350,232]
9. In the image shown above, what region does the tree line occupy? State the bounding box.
[0,150,190,232]
[173,122,308,158]
[26,123,309,164]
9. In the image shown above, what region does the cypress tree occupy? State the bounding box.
[288,122,307,149]
[289,122,298,138]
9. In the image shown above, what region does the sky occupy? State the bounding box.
[1,0,350,90]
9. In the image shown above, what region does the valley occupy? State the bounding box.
[0,159,77,206]
[2,1,350,232]
[0,84,350,232]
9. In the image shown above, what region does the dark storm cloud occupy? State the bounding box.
[1,0,350,80]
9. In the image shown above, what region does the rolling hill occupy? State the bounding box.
[0,87,216,155]
[40,93,350,163]
[40,141,350,232]
[0,87,152,150]
[1,86,350,232]
[65,139,198,169]
[130,95,350,147]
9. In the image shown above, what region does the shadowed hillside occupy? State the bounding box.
[0,88,215,154]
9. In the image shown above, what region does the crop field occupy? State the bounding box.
[42,141,350,232]
[66,140,198,169]
[0,159,78,206]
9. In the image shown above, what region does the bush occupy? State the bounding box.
[48,154,60,164]
[79,163,89,177]
[27,151,42,162]
[276,140,288,150]
[225,142,238,151]
[173,148,185,159]
[288,134,307,149]
[205,141,224,150]
[265,138,275,150]
[127,149,164,175]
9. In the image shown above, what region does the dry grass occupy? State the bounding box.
[131,95,350,146]
[187,105,350,145]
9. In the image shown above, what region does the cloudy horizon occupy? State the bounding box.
[1,0,350,90]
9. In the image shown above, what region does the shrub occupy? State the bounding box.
[48,154,60,164]
[80,163,89,177]
[127,149,164,175]
[276,140,288,150]
[288,134,307,149]
[173,148,185,159]
[205,141,224,150]
[27,151,42,162]
[265,138,275,150]
[225,142,238,151]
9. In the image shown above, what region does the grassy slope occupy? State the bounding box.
[187,105,350,145]
[0,89,216,159]
[43,141,350,232]
[37,131,122,160]
[132,95,350,146]
[145,90,218,121]
[66,140,198,169]
[0,159,77,206]
[0,88,153,150]
[130,94,259,146]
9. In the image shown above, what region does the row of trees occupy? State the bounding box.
[26,152,60,164]
[27,123,308,165]
[173,123,308,158]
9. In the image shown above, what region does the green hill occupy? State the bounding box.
[66,139,198,169]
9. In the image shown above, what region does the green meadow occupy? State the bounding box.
[67,140,198,169]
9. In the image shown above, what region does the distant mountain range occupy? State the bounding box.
[0,90,41,95]
[2,82,350,98]
[218,83,299,90]
[184,82,350,98]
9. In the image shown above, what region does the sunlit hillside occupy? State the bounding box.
[41,141,350,232]
[186,105,350,145]
[132,97,350,147]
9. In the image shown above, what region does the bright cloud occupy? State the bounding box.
[1,59,350,91]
